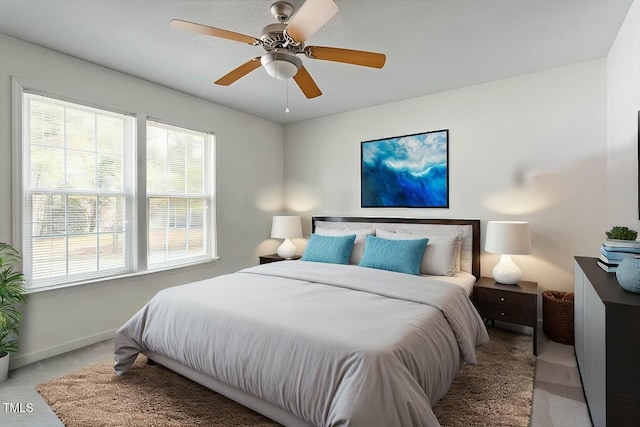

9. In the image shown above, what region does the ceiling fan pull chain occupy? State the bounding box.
[285,80,290,113]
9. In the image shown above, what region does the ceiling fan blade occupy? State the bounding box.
[306,46,386,68]
[285,0,338,43]
[293,66,322,99]
[215,58,262,86]
[170,19,260,45]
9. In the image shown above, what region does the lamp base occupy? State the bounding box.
[492,254,522,285]
[276,238,297,259]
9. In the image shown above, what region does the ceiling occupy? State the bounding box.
[0,0,633,124]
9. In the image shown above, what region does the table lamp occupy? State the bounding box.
[485,221,531,285]
[271,215,302,259]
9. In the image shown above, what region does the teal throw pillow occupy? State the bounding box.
[359,235,429,275]
[301,233,356,265]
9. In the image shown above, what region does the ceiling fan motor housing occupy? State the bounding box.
[261,23,288,50]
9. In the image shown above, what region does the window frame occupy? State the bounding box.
[12,78,217,292]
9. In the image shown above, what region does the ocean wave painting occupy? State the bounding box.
[361,130,449,208]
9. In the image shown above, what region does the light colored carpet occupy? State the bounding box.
[36,327,535,426]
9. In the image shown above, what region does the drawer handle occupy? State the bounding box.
[500,297,505,302]
[501,312,505,316]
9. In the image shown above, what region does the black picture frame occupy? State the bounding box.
[361,129,449,208]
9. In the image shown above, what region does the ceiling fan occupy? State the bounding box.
[169,0,386,99]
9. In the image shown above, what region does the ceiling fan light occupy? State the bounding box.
[261,50,301,80]
[264,60,298,80]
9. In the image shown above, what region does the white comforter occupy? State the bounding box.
[114,261,489,427]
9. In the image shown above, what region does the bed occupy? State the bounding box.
[114,217,488,427]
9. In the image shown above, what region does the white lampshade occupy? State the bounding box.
[485,221,531,255]
[271,216,302,239]
[485,221,531,285]
[271,216,302,259]
[261,50,302,80]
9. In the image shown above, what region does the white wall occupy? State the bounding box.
[607,0,640,231]
[284,60,608,316]
[0,34,284,368]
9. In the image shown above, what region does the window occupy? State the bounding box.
[146,122,212,267]
[20,91,215,291]
[22,93,135,289]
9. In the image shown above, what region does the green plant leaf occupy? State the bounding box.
[606,226,638,240]
[0,242,26,355]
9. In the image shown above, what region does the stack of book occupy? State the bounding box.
[598,239,640,272]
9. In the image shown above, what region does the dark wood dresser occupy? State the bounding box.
[574,256,640,427]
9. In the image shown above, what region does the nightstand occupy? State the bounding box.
[473,277,538,355]
[259,254,301,264]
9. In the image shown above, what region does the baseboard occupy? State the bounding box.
[10,328,117,370]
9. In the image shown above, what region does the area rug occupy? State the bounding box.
[37,327,535,427]
[433,327,536,426]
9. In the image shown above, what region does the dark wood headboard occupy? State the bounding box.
[312,216,481,278]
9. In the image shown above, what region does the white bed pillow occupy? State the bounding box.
[314,227,375,265]
[375,229,460,276]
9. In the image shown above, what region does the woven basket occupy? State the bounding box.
[542,290,574,345]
